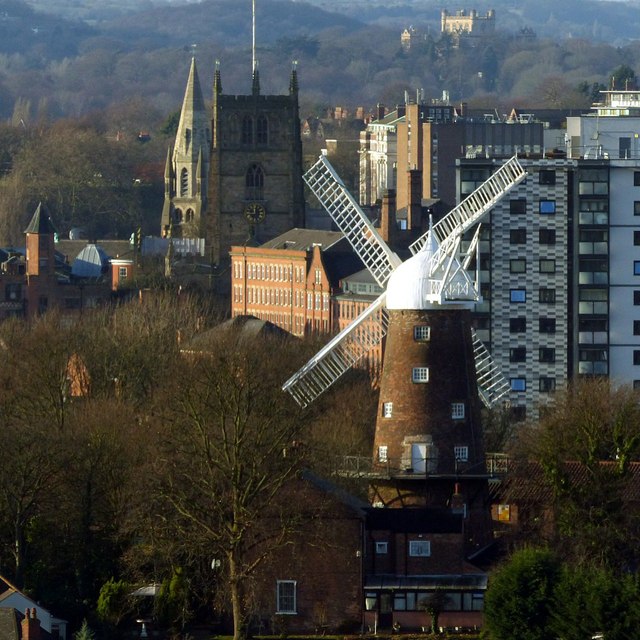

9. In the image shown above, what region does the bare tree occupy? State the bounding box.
[150,328,308,640]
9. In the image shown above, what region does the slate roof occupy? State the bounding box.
[24,202,56,235]
[260,228,346,252]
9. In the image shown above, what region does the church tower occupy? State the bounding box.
[161,56,211,239]
[206,63,305,265]
[25,202,57,315]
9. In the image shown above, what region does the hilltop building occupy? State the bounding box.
[441,9,496,45]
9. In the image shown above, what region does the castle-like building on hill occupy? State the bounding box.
[161,58,305,266]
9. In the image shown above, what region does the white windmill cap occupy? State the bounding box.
[386,229,438,310]
[386,226,476,310]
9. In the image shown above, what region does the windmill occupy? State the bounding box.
[283,154,526,529]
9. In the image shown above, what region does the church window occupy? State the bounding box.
[242,115,253,145]
[185,127,191,151]
[173,209,183,224]
[257,115,268,144]
[245,164,264,200]
[227,115,240,145]
[185,208,194,222]
[180,168,189,196]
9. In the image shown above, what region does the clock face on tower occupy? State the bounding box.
[243,202,266,224]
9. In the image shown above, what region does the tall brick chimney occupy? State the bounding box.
[407,169,422,230]
[22,608,42,640]
[379,189,397,247]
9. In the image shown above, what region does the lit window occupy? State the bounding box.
[451,402,465,420]
[375,541,388,554]
[409,540,431,557]
[412,367,429,383]
[383,402,393,418]
[510,289,526,303]
[378,445,388,462]
[510,378,526,392]
[276,581,296,614]
[539,200,556,214]
[414,325,431,341]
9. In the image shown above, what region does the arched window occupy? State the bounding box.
[173,208,184,224]
[257,115,268,145]
[185,208,194,222]
[180,168,188,196]
[242,116,253,145]
[245,164,264,200]
[226,115,239,146]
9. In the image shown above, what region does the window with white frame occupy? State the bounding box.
[409,540,431,557]
[118,266,128,279]
[375,541,388,554]
[454,445,469,462]
[451,402,465,420]
[412,367,429,383]
[383,402,393,418]
[378,445,388,463]
[413,325,431,341]
[276,580,297,614]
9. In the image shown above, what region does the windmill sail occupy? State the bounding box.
[282,293,387,407]
[409,154,527,258]
[303,155,402,287]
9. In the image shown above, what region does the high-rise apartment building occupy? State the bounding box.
[461,89,640,417]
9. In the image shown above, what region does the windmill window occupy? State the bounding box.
[378,445,388,462]
[409,540,430,557]
[454,445,468,462]
[276,580,297,614]
[451,402,465,420]
[412,367,429,383]
[383,402,393,418]
[413,325,431,341]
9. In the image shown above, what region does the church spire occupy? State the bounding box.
[289,60,298,95]
[214,59,222,96]
[252,64,260,95]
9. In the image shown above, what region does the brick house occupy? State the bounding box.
[230,228,363,337]
[250,472,367,635]
[363,507,486,633]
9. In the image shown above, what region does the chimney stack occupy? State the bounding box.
[22,608,42,640]
[380,189,397,247]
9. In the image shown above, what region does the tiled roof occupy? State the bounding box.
[260,228,345,252]
[0,609,19,640]
[494,460,640,503]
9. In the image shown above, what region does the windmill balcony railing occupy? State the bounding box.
[336,453,510,478]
